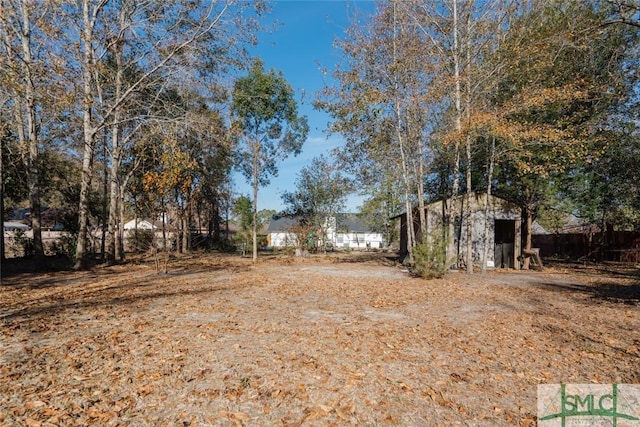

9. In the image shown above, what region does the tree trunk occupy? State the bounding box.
[182,194,190,253]
[212,199,221,243]
[106,36,124,265]
[481,136,496,273]
[74,125,97,269]
[182,216,188,253]
[161,197,167,251]
[523,205,533,270]
[396,115,415,263]
[464,5,474,274]
[252,138,259,263]
[17,1,44,258]
[393,1,415,263]
[465,140,473,274]
[100,130,108,262]
[117,161,138,259]
[106,133,119,264]
[448,0,462,269]
[118,185,125,259]
[416,137,427,244]
[74,0,99,269]
[0,125,5,262]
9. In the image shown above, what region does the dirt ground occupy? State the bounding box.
[1,252,639,426]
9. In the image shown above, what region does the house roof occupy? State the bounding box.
[335,214,369,232]
[266,216,299,232]
[267,214,373,233]
[549,214,602,234]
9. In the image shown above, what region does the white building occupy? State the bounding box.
[266,214,384,250]
[123,219,156,230]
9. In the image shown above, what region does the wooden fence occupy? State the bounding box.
[532,231,640,262]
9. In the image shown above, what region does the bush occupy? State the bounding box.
[52,232,78,263]
[10,229,34,258]
[412,230,447,279]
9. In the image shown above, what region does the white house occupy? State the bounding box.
[3,221,29,231]
[329,215,385,249]
[266,214,384,250]
[266,216,300,248]
[123,219,156,231]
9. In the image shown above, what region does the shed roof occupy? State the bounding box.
[391,192,521,220]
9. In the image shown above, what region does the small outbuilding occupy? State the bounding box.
[394,192,522,269]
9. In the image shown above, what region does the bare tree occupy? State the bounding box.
[65,0,262,268]
[605,0,640,27]
[0,0,52,258]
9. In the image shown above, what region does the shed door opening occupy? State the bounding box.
[495,219,516,268]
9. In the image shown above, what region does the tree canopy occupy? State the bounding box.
[232,58,308,262]
[319,0,640,269]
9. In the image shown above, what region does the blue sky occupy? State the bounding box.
[232,0,375,213]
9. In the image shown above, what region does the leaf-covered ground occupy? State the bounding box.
[1,253,639,426]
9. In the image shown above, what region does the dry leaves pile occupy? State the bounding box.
[1,253,639,426]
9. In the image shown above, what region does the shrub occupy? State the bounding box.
[52,232,78,263]
[10,229,34,258]
[412,230,447,279]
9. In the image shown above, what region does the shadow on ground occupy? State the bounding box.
[0,272,250,323]
[329,251,398,266]
[536,280,640,305]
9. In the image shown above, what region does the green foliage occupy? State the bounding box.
[232,197,273,252]
[281,156,351,252]
[232,58,308,261]
[1,136,28,207]
[258,209,276,228]
[232,58,309,186]
[51,232,78,264]
[282,155,350,222]
[412,229,447,280]
[564,130,640,230]
[485,1,639,246]
[233,195,254,233]
[9,230,34,258]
